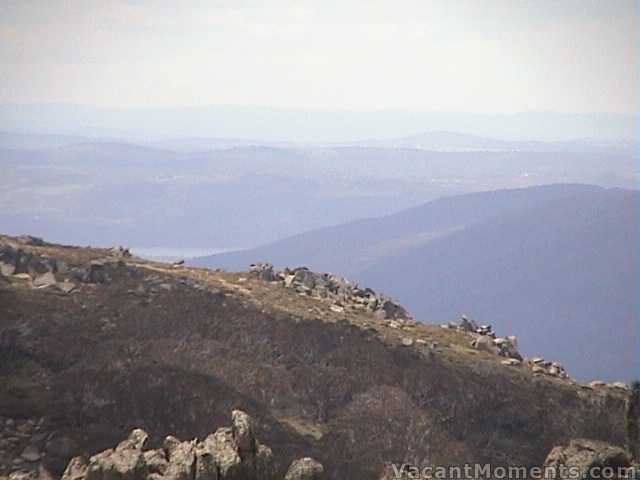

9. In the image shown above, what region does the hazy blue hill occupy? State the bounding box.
[197,185,638,381]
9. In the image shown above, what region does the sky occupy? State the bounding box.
[0,0,637,115]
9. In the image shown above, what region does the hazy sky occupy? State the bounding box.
[1,0,637,114]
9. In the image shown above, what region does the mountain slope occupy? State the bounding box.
[0,235,630,478]
[196,185,639,382]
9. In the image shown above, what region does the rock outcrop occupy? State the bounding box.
[61,411,322,480]
[249,263,411,321]
[0,244,129,290]
[443,315,574,379]
[544,439,632,479]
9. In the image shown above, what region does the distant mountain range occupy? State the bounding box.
[195,184,639,382]
[0,128,634,153]
[0,104,636,142]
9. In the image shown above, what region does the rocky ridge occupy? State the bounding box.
[0,235,635,479]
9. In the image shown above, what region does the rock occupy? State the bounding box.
[499,336,522,360]
[457,315,478,332]
[57,281,77,294]
[501,358,521,366]
[231,410,255,455]
[143,449,168,476]
[109,247,131,259]
[83,429,148,480]
[87,261,111,284]
[476,324,492,335]
[61,456,89,480]
[194,443,217,480]
[471,335,499,355]
[376,299,410,321]
[589,381,606,388]
[31,432,48,447]
[20,445,41,462]
[544,439,631,478]
[329,305,344,313]
[249,263,277,282]
[0,261,16,276]
[284,457,325,480]
[33,272,57,288]
[401,337,414,347]
[163,436,196,480]
[17,420,35,434]
[204,428,242,478]
[118,429,148,451]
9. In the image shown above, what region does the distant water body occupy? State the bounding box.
[131,247,238,262]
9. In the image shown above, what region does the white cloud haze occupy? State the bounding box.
[0,0,637,114]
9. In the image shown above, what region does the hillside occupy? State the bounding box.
[195,184,639,382]
[0,235,631,479]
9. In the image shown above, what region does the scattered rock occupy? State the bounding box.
[250,264,412,321]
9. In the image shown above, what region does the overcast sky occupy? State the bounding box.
[0,0,637,114]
